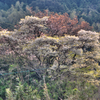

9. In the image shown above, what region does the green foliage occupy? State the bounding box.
[0,1,31,30]
[45,76,98,100]
[6,81,41,100]
[0,78,8,99]
[0,97,3,100]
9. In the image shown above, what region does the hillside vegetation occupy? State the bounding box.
[0,11,100,99]
[1,0,100,31]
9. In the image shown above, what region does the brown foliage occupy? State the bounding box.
[47,13,93,36]
[26,7,93,36]
[27,7,93,36]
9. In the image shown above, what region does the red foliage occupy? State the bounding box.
[23,7,93,36]
[47,13,93,36]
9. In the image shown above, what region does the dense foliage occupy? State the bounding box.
[1,0,100,31]
[0,0,100,100]
[0,14,100,99]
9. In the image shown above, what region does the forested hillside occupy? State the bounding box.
[0,10,100,100]
[0,0,100,31]
[0,0,100,100]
